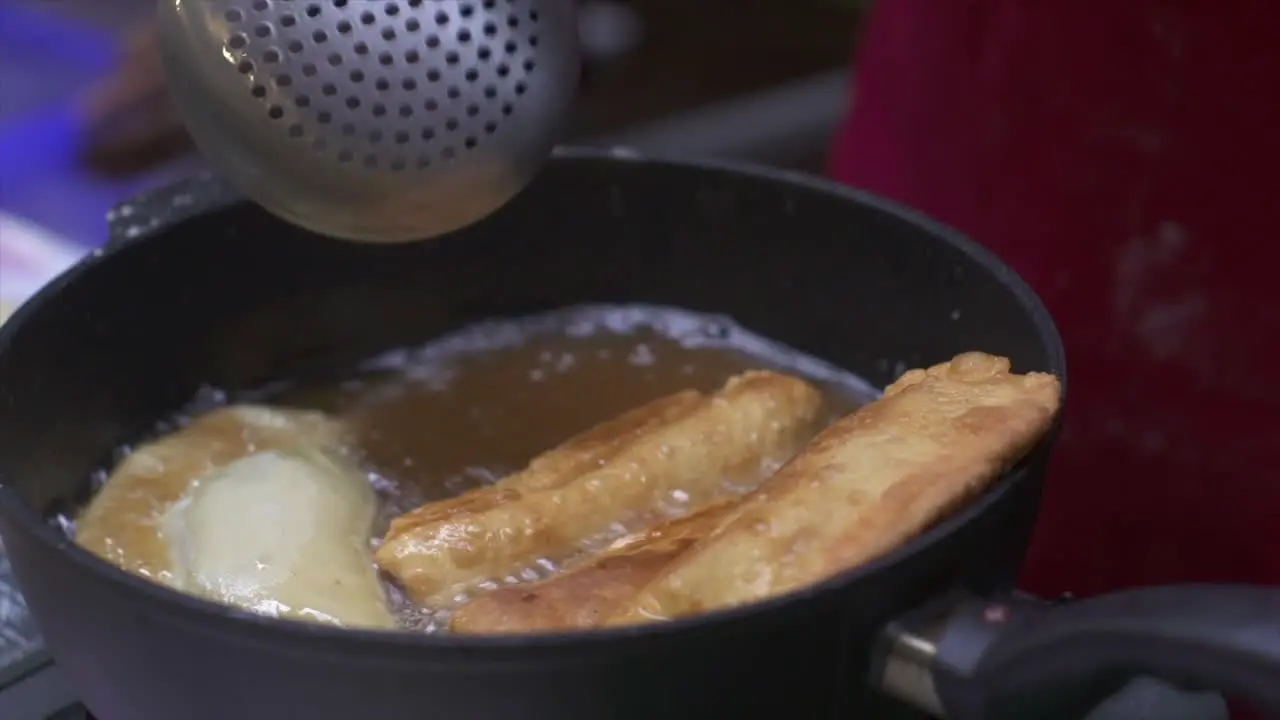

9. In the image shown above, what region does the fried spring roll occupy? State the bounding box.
[76,405,348,587]
[376,371,824,606]
[385,390,704,537]
[610,352,1062,625]
[450,503,736,634]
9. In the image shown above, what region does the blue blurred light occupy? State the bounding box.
[0,4,116,71]
[0,106,82,184]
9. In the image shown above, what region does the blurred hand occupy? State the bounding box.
[78,21,192,176]
[81,22,162,123]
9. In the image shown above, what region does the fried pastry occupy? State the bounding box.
[376,371,824,607]
[76,405,348,587]
[164,449,394,629]
[610,352,1062,625]
[385,390,704,538]
[450,503,734,634]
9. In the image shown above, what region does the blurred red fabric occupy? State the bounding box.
[834,0,1280,596]
[831,4,1279,713]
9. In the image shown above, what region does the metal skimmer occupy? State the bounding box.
[157,0,579,242]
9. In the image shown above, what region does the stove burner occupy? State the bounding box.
[1,547,80,719]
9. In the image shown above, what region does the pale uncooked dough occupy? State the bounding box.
[164,449,394,629]
[76,405,348,586]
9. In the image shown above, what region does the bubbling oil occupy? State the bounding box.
[70,305,880,632]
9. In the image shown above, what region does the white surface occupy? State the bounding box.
[165,450,394,629]
[0,211,83,308]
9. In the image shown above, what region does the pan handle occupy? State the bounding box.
[874,585,1280,719]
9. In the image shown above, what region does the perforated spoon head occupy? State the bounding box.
[158,0,578,242]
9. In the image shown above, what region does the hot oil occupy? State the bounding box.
[281,306,877,526]
[280,306,879,631]
[71,305,880,633]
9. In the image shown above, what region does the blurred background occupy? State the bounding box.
[0,0,867,258]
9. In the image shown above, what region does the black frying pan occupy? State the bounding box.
[0,149,1275,720]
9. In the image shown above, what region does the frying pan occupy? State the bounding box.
[0,149,1275,720]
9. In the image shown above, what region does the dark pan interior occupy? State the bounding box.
[0,152,1064,519]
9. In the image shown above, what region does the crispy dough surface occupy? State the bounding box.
[376,371,823,607]
[610,352,1062,625]
[75,405,348,586]
[385,391,704,537]
[450,503,735,634]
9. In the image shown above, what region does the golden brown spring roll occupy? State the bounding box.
[385,390,704,538]
[76,405,348,587]
[610,352,1062,625]
[377,371,824,607]
[450,502,736,634]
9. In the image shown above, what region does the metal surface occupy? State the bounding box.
[0,548,78,720]
[157,0,578,242]
[0,550,43,676]
[876,603,951,718]
[880,632,944,718]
